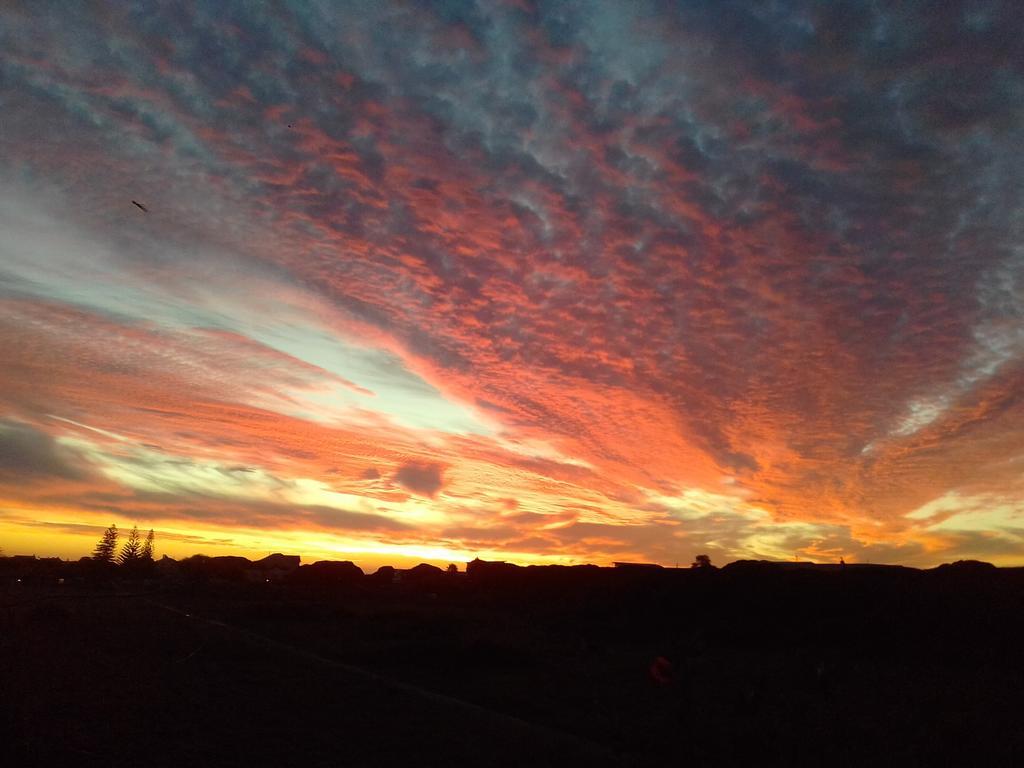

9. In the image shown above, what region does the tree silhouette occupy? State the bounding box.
[692,554,713,569]
[92,524,118,563]
[141,529,155,561]
[118,525,142,566]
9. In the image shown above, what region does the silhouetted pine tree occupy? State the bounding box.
[118,525,142,566]
[92,524,118,563]
[141,529,155,561]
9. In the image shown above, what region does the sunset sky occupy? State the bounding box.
[2,1,1023,570]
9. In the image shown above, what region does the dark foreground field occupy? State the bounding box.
[3,560,1024,766]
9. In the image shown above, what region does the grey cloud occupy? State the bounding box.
[394,461,445,497]
[0,420,91,481]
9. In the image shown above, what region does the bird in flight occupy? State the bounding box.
[131,200,148,212]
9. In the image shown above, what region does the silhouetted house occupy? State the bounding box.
[179,555,253,581]
[935,559,997,573]
[466,558,520,577]
[0,555,66,585]
[154,555,180,579]
[723,560,820,572]
[465,558,522,590]
[610,562,666,585]
[249,553,301,583]
[613,562,664,571]
[257,553,301,572]
[0,556,31,584]
[522,563,602,590]
[72,555,101,581]
[401,563,446,588]
[289,560,363,588]
[932,560,998,584]
[370,565,397,585]
[210,556,253,576]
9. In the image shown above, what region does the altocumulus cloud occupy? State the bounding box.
[0,1,1023,566]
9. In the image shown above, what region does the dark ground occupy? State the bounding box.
[3,560,1024,766]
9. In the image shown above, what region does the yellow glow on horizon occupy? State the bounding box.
[0,505,585,574]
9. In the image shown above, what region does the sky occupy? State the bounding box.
[2,1,1024,570]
